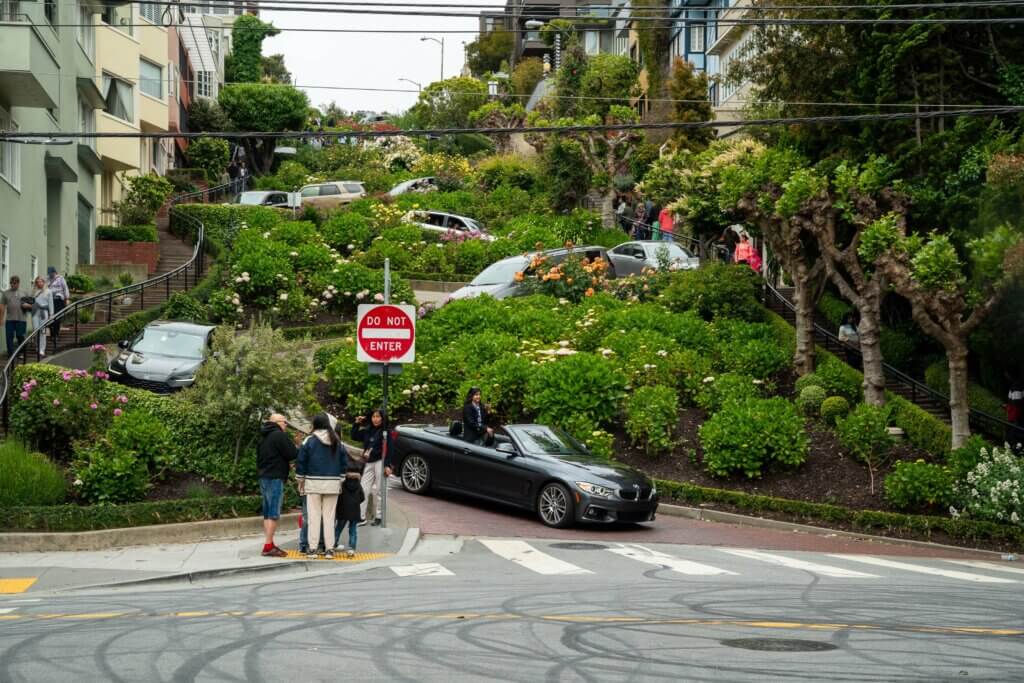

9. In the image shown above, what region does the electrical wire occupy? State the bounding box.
[3,105,1022,140]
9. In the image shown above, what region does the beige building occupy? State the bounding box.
[706,0,753,137]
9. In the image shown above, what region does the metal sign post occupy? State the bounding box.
[380,258,391,529]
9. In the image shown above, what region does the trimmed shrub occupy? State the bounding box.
[699,397,809,478]
[953,445,1024,526]
[96,224,159,242]
[884,461,954,512]
[948,435,990,479]
[837,403,893,493]
[662,264,763,321]
[795,359,862,402]
[67,272,95,293]
[525,353,627,428]
[820,396,850,425]
[719,337,791,381]
[162,293,208,322]
[796,385,827,416]
[696,372,769,414]
[625,385,679,455]
[887,396,952,459]
[72,440,151,504]
[0,441,66,506]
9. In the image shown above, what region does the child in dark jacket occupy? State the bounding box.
[335,465,366,558]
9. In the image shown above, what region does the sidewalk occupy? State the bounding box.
[0,497,416,594]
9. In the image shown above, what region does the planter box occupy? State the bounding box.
[95,241,160,274]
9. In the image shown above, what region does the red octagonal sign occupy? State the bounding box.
[356,304,416,364]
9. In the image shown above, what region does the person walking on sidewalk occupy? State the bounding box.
[297,413,346,559]
[335,465,365,558]
[351,409,392,527]
[46,267,69,348]
[30,276,54,357]
[0,276,31,356]
[257,413,297,557]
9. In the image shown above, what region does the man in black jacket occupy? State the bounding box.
[257,413,297,557]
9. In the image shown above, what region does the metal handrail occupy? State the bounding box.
[0,181,235,422]
[761,280,1018,438]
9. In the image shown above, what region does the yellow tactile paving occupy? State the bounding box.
[0,578,37,594]
[281,550,391,562]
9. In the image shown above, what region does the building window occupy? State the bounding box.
[44,0,57,26]
[79,98,96,151]
[690,23,705,52]
[583,31,600,55]
[212,0,230,15]
[196,71,212,98]
[102,73,134,122]
[0,107,20,191]
[30,255,37,281]
[139,1,162,24]
[77,1,95,60]
[0,235,8,287]
[140,59,163,99]
[101,4,133,36]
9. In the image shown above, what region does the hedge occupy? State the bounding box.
[656,479,1024,549]
[281,322,354,341]
[96,224,159,243]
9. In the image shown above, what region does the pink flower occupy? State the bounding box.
[19,391,28,400]
[118,395,128,404]
[113,408,122,417]
[52,399,61,406]
[90,403,98,410]
[61,372,72,381]
[90,344,105,352]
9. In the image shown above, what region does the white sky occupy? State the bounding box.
[261,0,506,116]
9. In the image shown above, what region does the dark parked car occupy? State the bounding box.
[393,423,658,527]
[108,321,216,393]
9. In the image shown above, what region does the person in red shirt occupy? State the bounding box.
[658,207,674,241]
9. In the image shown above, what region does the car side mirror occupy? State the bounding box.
[496,443,517,457]
[117,340,129,350]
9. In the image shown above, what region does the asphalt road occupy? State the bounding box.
[1,536,1022,682]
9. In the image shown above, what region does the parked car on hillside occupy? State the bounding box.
[446,245,614,302]
[393,422,658,527]
[107,321,216,393]
[299,181,366,209]
[406,210,494,241]
[388,177,438,196]
[233,190,290,208]
[608,240,699,275]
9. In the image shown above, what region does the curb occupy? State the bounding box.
[657,503,1006,558]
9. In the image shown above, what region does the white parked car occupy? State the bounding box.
[406,210,494,242]
[233,191,290,208]
[388,177,438,196]
[447,246,615,303]
[608,241,699,275]
[298,181,366,209]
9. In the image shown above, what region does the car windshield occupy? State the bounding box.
[238,193,266,205]
[131,329,207,359]
[470,257,529,286]
[510,426,588,456]
[648,243,691,259]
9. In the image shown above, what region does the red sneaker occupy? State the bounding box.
[262,546,287,558]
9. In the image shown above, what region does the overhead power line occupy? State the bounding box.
[4,105,1022,141]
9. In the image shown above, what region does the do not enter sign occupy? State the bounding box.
[356,304,416,364]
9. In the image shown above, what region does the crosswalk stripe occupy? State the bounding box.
[390,563,455,577]
[609,544,737,576]
[945,560,1024,577]
[0,608,16,614]
[826,555,1017,584]
[479,540,592,576]
[719,549,879,578]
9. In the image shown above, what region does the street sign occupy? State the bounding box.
[356,303,416,364]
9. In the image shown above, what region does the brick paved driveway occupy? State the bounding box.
[388,484,991,559]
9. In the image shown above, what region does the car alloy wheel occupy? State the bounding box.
[538,483,573,528]
[401,455,431,494]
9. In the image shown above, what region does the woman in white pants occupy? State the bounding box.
[31,276,54,357]
[296,413,345,559]
[350,409,393,526]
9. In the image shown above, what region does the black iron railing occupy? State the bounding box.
[0,181,235,426]
[762,281,1021,442]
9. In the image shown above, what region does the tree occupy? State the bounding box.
[469,102,525,154]
[466,31,514,76]
[185,323,313,464]
[577,54,640,118]
[188,98,231,133]
[260,54,292,84]
[553,36,588,117]
[510,57,545,102]
[667,57,712,151]
[861,221,1024,448]
[633,0,672,102]
[224,14,279,83]
[410,77,488,129]
[186,137,230,186]
[218,83,309,175]
[539,138,592,212]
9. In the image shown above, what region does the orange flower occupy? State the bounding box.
[564,240,574,249]
[566,277,574,284]
[548,271,562,281]
[513,271,524,282]
[585,288,595,297]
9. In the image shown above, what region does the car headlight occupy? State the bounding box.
[576,481,617,499]
[167,373,196,385]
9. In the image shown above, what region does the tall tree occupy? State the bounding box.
[577,54,640,118]
[410,77,488,129]
[225,15,280,83]
[218,84,308,175]
[666,57,712,151]
[633,0,672,106]
[188,98,231,133]
[510,57,545,102]
[260,54,292,85]
[469,102,525,154]
[466,31,514,76]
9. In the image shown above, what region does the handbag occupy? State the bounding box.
[19,296,34,311]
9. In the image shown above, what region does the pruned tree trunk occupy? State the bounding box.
[792,275,818,376]
[857,299,887,405]
[946,344,971,450]
[600,189,617,230]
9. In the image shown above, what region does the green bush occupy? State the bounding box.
[525,353,627,427]
[817,292,853,328]
[186,137,230,186]
[699,397,809,478]
[72,441,151,504]
[662,264,763,321]
[887,396,952,459]
[0,441,66,506]
[880,326,918,370]
[953,445,1024,526]
[924,359,1005,418]
[96,224,159,242]
[719,337,791,381]
[820,396,850,425]
[474,155,538,192]
[625,385,679,455]
[948,435,990,479]
[884,461,954,511]
[796,385,827,416]
[472,354,536,421]
[66,272,95,293]
[696,372,769,414]
[837,403,893,492]
[170,204,281,246]
[162,293,208,322]
[795,359,862,402]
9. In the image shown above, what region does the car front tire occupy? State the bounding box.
[400,454,431,494]
[537,482,574,528]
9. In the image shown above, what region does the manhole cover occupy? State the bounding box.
[720,638,838,652]
[549,543,609,551]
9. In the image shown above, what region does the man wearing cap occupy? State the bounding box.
[257,413,297,557]
[47,267,69,347]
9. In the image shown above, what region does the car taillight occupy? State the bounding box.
[390,430,399,442]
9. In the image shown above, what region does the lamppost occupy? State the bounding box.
[398,78,422,92]
[420,36,444,81]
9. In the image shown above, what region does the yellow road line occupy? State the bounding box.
[0,578,37,594]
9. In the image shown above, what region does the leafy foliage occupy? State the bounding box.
[953,445,1024,527]
[661,264,763,321]
[465,31,514,76]
[218,84,309,174]
[796,385,827,417]
[525,353,627,428]
[625,385,679,455]
[225,15,279,83]
[115,173,173,225]
[0,441,66,506]
[884,461,954,512]
[187,137,230,187]
[699,397,809,478]
[819,396,851,425]
[96,225,158,242]
[411,77,488,129]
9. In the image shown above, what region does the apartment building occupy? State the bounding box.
[704,0,753,133]
[499,0,630,68]
[179,14,227,102]
[0,0,106,281]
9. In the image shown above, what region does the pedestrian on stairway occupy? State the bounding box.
[0,276,31,356]
[30,276,54,357]
[297,412,346,559]
[351,409,392,527]
[257,413,297,557]
[335,465,365,558]
[46,267,69,348]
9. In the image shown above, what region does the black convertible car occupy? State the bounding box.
[392,423,659,528]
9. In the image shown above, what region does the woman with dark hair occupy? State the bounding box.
[351,408,392,527]
[296,412,345,559]
[462,387,493,445]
